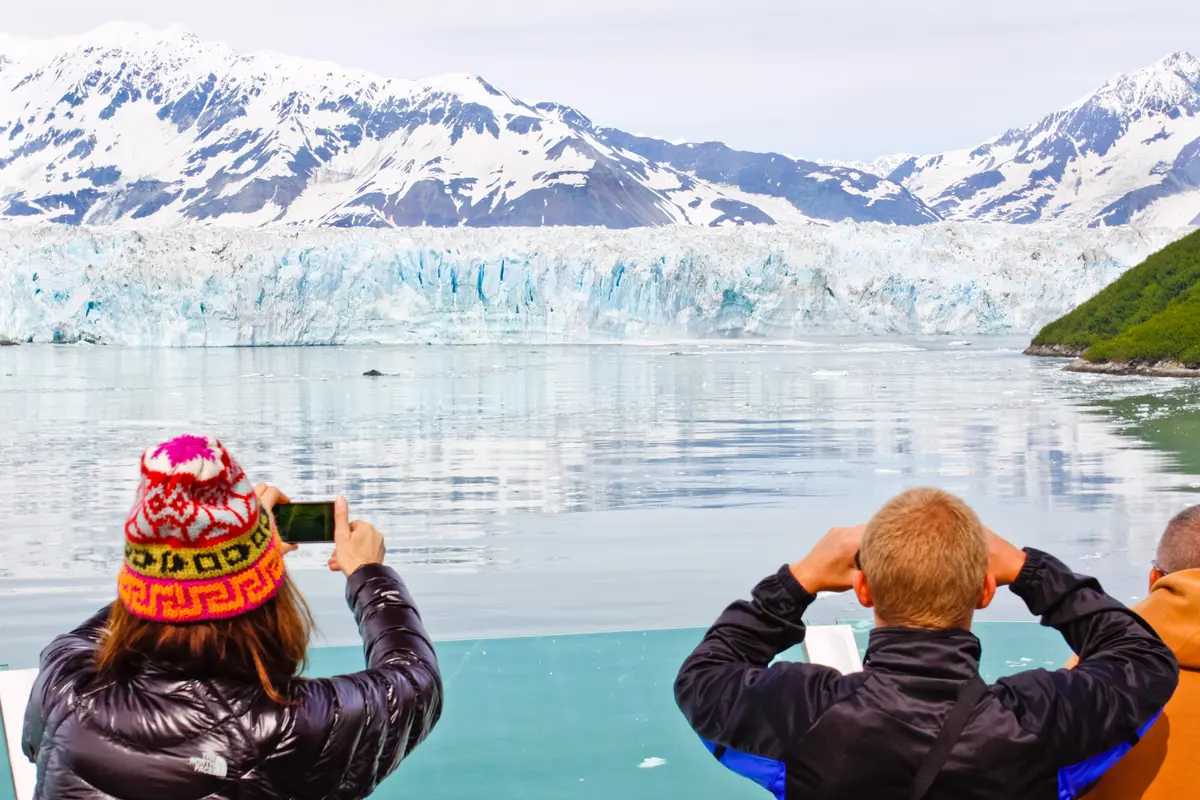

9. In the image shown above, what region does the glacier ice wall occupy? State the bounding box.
[0,223,1188,346]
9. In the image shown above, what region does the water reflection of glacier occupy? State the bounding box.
[3,339,1200,659]
[2,338,1196,585]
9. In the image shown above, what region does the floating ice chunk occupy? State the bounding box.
[639,758,667,769]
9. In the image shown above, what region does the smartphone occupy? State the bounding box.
[273,502,336,543]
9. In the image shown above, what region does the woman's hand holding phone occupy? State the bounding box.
[253,485,384,575]
[329,495,386,577]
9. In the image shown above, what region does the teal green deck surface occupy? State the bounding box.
[3,623,1071,800]
[308,623,1069,799]
[309,628,765,800]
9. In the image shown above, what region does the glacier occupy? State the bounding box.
[0,223,1188,346]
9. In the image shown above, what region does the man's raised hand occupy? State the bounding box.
[789,525,867,594]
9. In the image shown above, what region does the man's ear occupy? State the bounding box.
[1150,567,1166,594]
[977,573,997,610]
[853,570,873,610]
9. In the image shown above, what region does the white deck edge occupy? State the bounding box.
[0,669,37,800]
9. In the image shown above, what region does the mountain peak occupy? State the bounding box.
[0,22,209,68]
[887,50,1200,227]
[1085,50,1200,115]
[1155,50,1200,72]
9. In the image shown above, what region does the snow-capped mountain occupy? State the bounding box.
[886,52,1200,227]
[0,23,935,229]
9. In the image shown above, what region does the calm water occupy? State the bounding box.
[2,337,1199,667]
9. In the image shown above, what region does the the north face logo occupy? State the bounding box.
[189,750,228,778]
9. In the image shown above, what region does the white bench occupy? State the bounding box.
[0,669,38,800]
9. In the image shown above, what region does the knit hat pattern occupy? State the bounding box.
[118,434,284,623]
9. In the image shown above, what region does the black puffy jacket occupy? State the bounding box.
[675,548,1180,800]
[22,565,442,800]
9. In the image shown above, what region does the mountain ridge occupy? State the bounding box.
[0,24,934,229]
[884,51,1200,227]
[3,25,1200,229]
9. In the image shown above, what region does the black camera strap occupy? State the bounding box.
[910,674,988,800]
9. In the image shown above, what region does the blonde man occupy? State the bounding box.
[675,488,1178,800]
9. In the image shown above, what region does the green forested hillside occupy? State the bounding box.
[1030,228,1200,366]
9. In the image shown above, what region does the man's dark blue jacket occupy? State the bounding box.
[674,548,1179,800]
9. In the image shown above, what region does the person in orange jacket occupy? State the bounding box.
[1070,506,1200,800]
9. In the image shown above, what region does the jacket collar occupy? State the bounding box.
[863,626,982,680]
[1140,567,1200,669]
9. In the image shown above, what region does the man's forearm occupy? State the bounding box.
[675,565,816,721]
[1009,548,1106,619]
[687,565,816,669]
[1009,548,1155,653]
[1008,547,1178,766]
[675,565,836,759]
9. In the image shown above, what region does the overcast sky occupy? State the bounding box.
[5,0,1200,161]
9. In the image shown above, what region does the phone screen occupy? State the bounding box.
[273,502,335,543]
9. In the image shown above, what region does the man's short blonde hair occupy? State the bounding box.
[859,488,988,629]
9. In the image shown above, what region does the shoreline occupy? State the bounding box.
[1062,359,1200,378]
[1023,343,1085,358]
[1024,343,1200,378]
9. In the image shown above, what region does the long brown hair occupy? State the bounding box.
[96,575,315,704]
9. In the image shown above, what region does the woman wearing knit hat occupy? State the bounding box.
[20,434,443,799]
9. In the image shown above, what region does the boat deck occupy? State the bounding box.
[2,621,1070,799]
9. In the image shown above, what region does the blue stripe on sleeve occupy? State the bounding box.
[1056,710,1163,799]
[700,737,787,800]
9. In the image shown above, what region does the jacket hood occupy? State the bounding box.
[1137,567,1200,669]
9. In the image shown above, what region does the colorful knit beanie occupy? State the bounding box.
[117,434,284,623]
